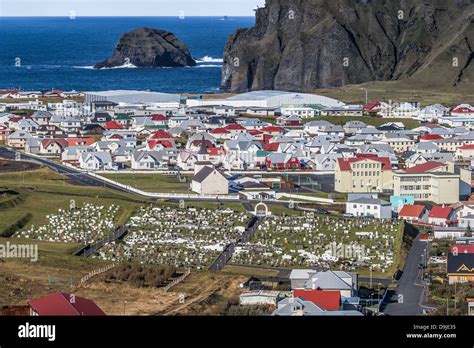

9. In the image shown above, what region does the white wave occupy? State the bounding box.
[196,56,223,63]
[194,64,222,68]
[74,65,95,70]
[98,62,138,70]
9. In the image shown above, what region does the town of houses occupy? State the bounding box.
[2,88,474,316]
[2,89,474,208]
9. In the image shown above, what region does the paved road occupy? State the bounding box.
[380,234,429,315]
[0,147,133,192]
[0,147,311,208]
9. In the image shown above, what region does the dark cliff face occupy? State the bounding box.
[221,0,473,93]
[95,28,196,69]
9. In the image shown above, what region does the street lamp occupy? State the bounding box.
[421,253,424,279]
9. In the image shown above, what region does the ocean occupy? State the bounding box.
[0,16,255,94]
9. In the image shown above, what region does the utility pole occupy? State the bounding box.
[370,266,373,289]
[421,253,424,280]
[361,88,368,105]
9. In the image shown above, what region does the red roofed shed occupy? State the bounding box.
[293,289,341,311]
[29,292,106,316]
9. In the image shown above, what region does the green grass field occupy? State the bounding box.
[302,115,420,129]
[0,168,250,236]
[311,80,473,106]
[0,168,147,234]
[100,173,192,193]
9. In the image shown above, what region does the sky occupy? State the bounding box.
[0,0,266,16]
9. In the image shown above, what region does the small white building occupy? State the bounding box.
[131,150,166,170]
[433,227,467,239]
[345,197,392,219]
[239,291,281,306]
[191,166,229,195]
[79,151,115,171]
[280,106,317,118]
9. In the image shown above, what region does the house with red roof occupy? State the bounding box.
[265,153,301,170]
[66,138,95,147]
[0,125,11,142]
[148,130,172,140]
[276,114,302,127]
[147,139,175,150]
[363,101,384,116]
[209,127,232,140]
[428,206,455,226]
[398,205,427,223]
[104,120,125,130]
[207,147,226,164]
[293,289,341,311]
[451,104,474,117]
[335,154,393,193]
[38,138,69,156]
[455,144,474,161]
[402,161,451,174]
[261,126,284,137]
[420,134,443,142]
[28,292,106,316]
[248,129,264,141]
[0,89,22,98]
[224,123,247,136]
[150,114,168,126]
[263,141,281,152]
[43,90,64,97]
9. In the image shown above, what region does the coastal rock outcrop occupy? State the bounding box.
[95,28,196,69]
[221,0,473,92]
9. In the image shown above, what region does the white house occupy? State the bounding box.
[62,146,94,164]
[131,150,166,170]
[345,197,392,219]
[6,130,34,149]
[280,106,317,118]
[79,152,115,171]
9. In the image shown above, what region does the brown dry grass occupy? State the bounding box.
[0,255,246,316]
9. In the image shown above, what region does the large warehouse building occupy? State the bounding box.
[186,90,345,108]
[84,90,181,105]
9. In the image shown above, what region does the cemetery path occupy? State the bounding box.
[75,225,130,257]
[209,216,259,271]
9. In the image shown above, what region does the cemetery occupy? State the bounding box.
[95,205,250,269]
[232,213,403,274]
[15,203,120,245]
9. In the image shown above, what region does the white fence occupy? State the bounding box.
[88,172,240,201]
[275,192,334,203]
[80,263,117,286]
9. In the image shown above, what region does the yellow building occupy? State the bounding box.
[393,161,460,204]
[335,155,393,193]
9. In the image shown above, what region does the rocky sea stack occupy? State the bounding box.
[221,0,473,93]
[94,28,196,69]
